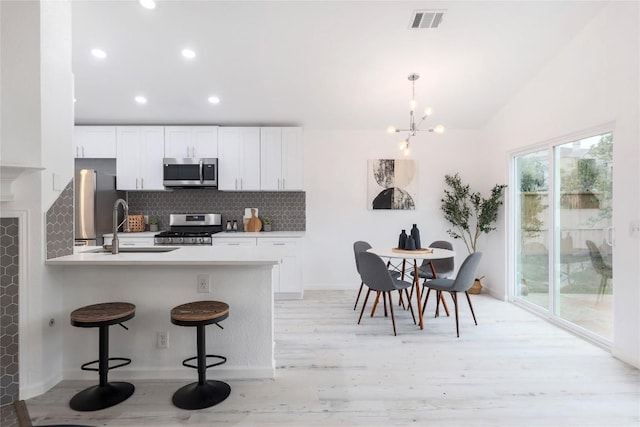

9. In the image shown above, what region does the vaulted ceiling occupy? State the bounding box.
[71,1,605,130]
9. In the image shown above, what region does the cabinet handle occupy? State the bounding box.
[240,178,243,190]
[135,178,139,189]
[76,146,79,157]
[82,146,85,157]
[273,243,286,246]
[192,146,196,157]
[141,177,144,189]
[235,178,238,190]
[228,243,241,246]
[283,177,285,189]
[187,147,190,157]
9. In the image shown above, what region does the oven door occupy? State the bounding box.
[163,158,217,188]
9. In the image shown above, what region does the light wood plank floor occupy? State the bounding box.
[26,290,640,426]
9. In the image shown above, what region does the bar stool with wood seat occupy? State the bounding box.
[69,302,135,411]
[170,300,231,410]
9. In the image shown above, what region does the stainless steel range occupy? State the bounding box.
[154,213,222,245]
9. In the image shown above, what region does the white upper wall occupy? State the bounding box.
[479,2,639,367]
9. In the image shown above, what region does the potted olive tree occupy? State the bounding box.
[441,173,507,293]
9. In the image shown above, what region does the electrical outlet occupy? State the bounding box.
[156,331,169,349]
[197,273,211,293]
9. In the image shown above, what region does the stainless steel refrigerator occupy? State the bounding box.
[74,169,124,246]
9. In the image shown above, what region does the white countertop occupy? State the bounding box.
[47,245,283,266]
[214,231,305,238]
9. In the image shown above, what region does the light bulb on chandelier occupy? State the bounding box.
[387,73,445,155]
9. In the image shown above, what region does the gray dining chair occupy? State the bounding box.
[356,251,415,336]
[422,252,482,337]
[416,240,455,280]
[409,240,454,316]
[353,241,373,310]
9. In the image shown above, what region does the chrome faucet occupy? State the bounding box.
[111,198,129,254]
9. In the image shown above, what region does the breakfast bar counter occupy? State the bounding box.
[46,245,283,381]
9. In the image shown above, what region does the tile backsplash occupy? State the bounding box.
[127,190,305,231]
[46,180,74,259]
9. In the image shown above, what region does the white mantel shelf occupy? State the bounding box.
[0,164,45,202]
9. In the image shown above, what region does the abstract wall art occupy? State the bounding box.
[367,159,417,210]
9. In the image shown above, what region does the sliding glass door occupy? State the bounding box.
[513,130,613,342]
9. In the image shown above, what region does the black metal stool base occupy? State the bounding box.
[69,382,135,411]
[172,380,231,410]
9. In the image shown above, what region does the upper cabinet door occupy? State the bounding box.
[164,126,218,158]
[164,127,192,158]
[218,127,260,191]
[116,126,164,191]
[139,127,165,190]
[74,126,117,158]
[116,127,142,190]
[218,127,243,191]
[260,127,283,190]
[281,127,303,190]
[191,126,218,158]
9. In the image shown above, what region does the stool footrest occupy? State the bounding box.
[182,354,227,370]
[80,357,131,372]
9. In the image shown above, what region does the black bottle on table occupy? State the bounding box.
[398,229,407,249]
[411,224,421,249]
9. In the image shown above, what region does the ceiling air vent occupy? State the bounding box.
[409,10,446,29]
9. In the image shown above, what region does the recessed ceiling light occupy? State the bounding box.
[181,49,196,59]
[139,0,156,10]
[208,96,220,104]
[91,48,107,59]
[134,96,148,104]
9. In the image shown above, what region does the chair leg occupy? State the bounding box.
[422,288,431,316]
[435,290,441,317]
[354,282,364,310]
[383,292,388,317]
[464,291,478,326]
[387,291,397,336]
[452,292,460,338]
[404,288,416,325]
[358,289,371,324]
[371,291,380,317]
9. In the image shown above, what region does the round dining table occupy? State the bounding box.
[367,247,455,330]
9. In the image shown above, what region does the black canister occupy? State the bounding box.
[398,229,408,249]
[410,224,421,249]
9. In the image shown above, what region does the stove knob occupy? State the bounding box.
[197,237,204,244]
[178,237,184,244]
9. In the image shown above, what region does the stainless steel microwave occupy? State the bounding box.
[163,158,218,188]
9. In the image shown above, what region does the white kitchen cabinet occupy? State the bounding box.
[210,237,256,247]
[164,126,218,158]
[74,126,117,158]
[258,237,303,298]
[217,127,261,191]
[211,234,304,299]
[103,233,156,247]
[260,127,303,191]
[116,126,165,190]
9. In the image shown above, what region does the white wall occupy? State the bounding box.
[479,2,639,367]
[0,0,73,398]
[302,128,487,289]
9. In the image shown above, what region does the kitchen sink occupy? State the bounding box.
[85,246,179,254]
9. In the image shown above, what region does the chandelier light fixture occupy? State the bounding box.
[387,73,445,156]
